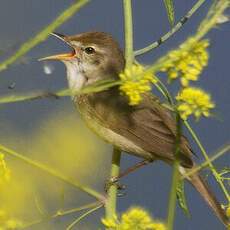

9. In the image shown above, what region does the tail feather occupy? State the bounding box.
[188,172,229,226]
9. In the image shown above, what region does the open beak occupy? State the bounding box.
[39,32,76,61]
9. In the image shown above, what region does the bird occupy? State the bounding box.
[40,31,228,226]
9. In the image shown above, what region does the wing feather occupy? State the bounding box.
[78,90,193,168]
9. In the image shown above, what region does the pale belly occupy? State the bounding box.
[76,99,153,160]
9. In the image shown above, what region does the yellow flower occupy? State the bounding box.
[101,207,166,230]
[0,209,7,222]
[176,87,215,120]
[119,65,157,105]
[161,38,209,87]
[0,209,23,230]
[119,207,165,230]
[101,215,118,229]
[226,205,230,218]
[5,219,23,229]
[0,153,11,187]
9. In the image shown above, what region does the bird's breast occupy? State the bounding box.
[74,94,153,160]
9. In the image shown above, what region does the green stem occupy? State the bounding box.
[167,161,180,229]
[184,143,230,178]
[184,122,230,202]
[66,204,103,230]
[0,79,121,105]
[104,0,134,222]
[134,0,206,56]
[105,148,121,219]
[156,75,230,202]
[123,0,134,67]
[0,144,104,201]
[0,0,90,72]
[167,113,182,230]
[195,0,229,41]
[21,201,101,229]
[155,76,174,105]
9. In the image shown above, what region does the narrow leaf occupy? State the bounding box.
[176,180,190,217]
[163,0,175,26]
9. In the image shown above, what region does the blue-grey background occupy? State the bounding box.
[0,1,229,229]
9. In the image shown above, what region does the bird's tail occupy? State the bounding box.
[187,171,229,226]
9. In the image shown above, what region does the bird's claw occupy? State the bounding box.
[104,177,126,193]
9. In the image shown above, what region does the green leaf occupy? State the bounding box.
[163,0,175,26]
[176,180,190,217]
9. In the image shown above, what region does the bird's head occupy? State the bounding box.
[40,32,125,90]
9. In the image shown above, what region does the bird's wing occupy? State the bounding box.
[82,91,193,168]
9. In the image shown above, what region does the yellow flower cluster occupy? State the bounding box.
[0,210,23,230]
[0,154,10,187]
[161,38,209,87]
[119,65,157,105]
[226,205,230,218]
[176,87,215,120]
[102,207,166,230]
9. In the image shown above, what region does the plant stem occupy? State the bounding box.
[195,0,229,41]
[0,0,90,72]
[21,201,101,229]
[167,113,182,230]
[104,0,134,222]
[105,148,121,219]
[184,122,230,202]
[66,204,103,230]
[123,0,134,67]
[167,161,180,230]
[0,144,104,201]
[184,143,230,178]
[134,0,206,56]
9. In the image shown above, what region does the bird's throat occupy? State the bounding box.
[64,61,87,91]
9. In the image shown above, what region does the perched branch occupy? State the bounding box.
[105,148,121,219]
[104,0,134,223]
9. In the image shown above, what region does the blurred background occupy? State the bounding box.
[0,0,229,229]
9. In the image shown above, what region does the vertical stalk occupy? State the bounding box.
[167,161,180,230]
[167,113,182,230]
[104,0,134,223]
[123,0,134,67]
[105,148,121,219]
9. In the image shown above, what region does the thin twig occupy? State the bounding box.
[184,122,230,202]
[183,143,230,178]
[134,0,206,56]
[0,0,90,72]
[66,204,103,230]
[21,201,101,229]
[0,144,105,201]
[0,80,120,105]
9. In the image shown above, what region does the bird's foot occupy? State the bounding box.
[104,177,126,194]
[118,159,153,179]
[104,159,154,195]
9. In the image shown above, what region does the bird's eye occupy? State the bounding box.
[84,47,95,54]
